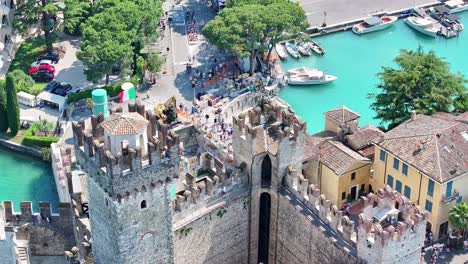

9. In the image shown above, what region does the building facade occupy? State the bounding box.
[372,112,468,239]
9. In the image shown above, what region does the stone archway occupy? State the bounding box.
[258,192,271,264]
[261,155,272,188]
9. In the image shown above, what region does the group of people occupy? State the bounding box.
[14,213,52,227]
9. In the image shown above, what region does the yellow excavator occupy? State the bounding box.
[154,96,178,123]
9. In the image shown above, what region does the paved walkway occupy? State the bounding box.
[300,0,439,27]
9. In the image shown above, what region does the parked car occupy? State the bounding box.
[31,59,53,68]
[38,52,60,64]
[33,71,54,82]
[53,83,72,96]
[44,80,60,92]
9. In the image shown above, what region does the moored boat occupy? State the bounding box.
[297,43,312,56]
[404,16,439,37]
[285,42,301,59]
[287,67,337,86]
[445,0,468,13]
[308,41,325,56]
[352,16,398,34]
[275,44,288,60]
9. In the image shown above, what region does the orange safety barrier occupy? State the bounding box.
[202,58,237,88]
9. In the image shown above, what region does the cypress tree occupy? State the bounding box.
[0,80,8,132]
[5,74,20,135]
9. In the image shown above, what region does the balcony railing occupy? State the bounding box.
[442,189,460,203]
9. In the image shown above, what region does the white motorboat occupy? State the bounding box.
[352,16,398,34]
[308,41,325,56]
[275,43,288,60]
[445,0,468,13]
[297,43,312,56]
[404,16,439,37]
[285,42,301,59]
[287,67,337,86]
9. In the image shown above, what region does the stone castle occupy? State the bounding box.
[1,93,429,264]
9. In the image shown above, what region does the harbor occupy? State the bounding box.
[278,10,468,132]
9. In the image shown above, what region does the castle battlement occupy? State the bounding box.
[357,186,428,246]
[72,102,181,198]
[232,98,306,143]
[0,201,71,224]
[283,170,357,245]
[174,151,248,218]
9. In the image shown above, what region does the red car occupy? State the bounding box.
[28,63,55,75]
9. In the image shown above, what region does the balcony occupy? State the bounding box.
[442,189,460,203]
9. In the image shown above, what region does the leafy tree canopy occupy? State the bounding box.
[449,202,468,233]
[0,79,8,133]
[5,74,20,135]
[369,47,467,129]
[63,0,92,35]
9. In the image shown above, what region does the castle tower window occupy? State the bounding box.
[141,200,147,209]
[261,155,272,187]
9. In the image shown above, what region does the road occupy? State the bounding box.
[300,0,439,27]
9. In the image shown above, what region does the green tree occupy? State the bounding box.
[5,74,20,135]
[0,79,8,133]
[203,4,268,75]
[369,47,467,129]
[77,5,136,84]
[10,69,35,94]
[63,0,92,35]
[14,0,61,50]
[449,202,468,238]
[146,52,164,73]
[263,1,308,65]
[32,119,55,135]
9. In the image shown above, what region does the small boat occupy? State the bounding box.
[287,67,337,86]
[445,0,468,13]
[285,42,301,59]
[297,43,312,56]
[308,41,325,56]
[275,43,288,60]
[404,16,439,38]
[352,16,398,34]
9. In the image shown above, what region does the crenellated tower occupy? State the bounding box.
[72,102,180,264]
[357,186,428,264]
[232,97,306,264]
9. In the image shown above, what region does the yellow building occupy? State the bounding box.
[302,106,383,207]
[316,139,372,207]
[371,112,468,239]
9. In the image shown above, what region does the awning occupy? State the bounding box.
[364,16,381,26]
[445,0,464,7]
[434,5,451,14]
[37,91,66,112]
[446,14,461,21]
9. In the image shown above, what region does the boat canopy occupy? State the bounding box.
[434,5,451,14]
[303,69,324,78]
[446,14,461,21]
[364,16,381,26]
[445,0,464,7]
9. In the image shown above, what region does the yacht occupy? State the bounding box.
[352,16,398,34]
[287,67,337,86]
[285,42,301,59]
[445,0,468,13]
[275,44,288,60]
[404,16,439,37]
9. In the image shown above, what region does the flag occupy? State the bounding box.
[118,83,136,103]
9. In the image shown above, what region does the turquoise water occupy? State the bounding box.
[280,12,468,133]
[0,148,59,213]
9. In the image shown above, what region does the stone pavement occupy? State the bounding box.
[144,0,226,108]
[300,0,439,28]
[30,256,68,264]
[422,248,468,263]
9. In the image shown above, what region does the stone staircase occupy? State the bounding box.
[16,246,29,264]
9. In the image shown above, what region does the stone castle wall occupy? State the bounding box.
[275,191,359,264]
[174,193,250,264]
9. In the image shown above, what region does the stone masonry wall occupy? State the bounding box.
[174,194,250,264]
[275,194,359,264]
[29,226,66,256]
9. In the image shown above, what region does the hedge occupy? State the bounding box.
[22,127,59,148]
[68,79,139,104]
